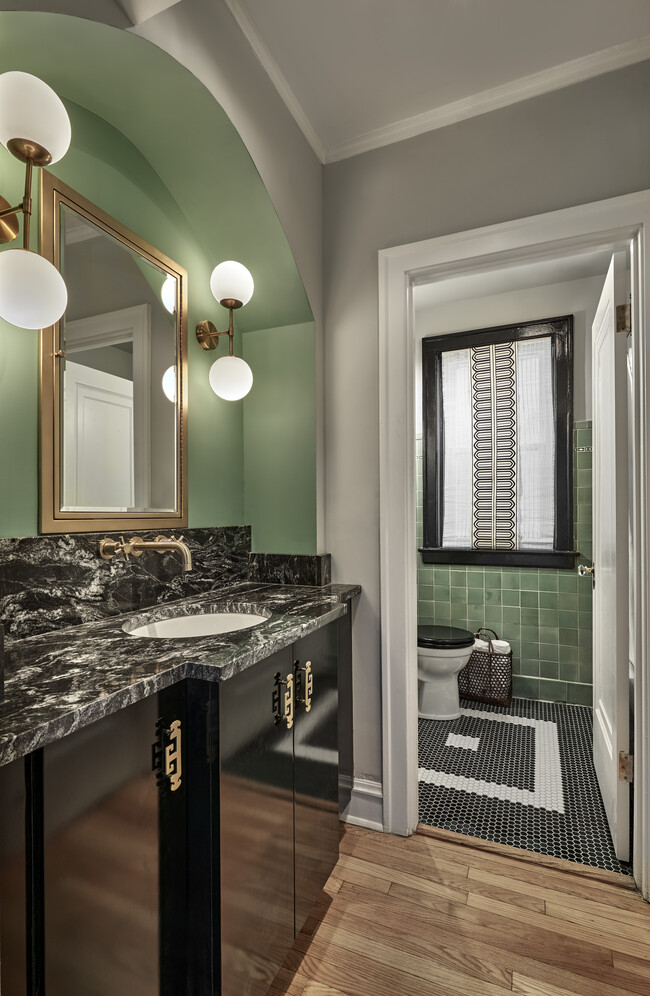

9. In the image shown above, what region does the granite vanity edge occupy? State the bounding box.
[0,585,360,768]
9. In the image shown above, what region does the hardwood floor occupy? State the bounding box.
[270,824,650,996]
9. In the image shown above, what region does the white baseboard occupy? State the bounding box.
[340,775,384,831]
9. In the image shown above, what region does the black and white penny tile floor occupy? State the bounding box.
[418,698,631,875]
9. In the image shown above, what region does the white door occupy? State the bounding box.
[591,252,630,861]
[62,361,135,510]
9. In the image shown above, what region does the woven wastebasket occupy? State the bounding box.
[458,627,512,707]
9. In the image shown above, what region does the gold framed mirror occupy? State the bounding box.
[39,172,188,533]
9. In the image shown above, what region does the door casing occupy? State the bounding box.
[378,190,650,899]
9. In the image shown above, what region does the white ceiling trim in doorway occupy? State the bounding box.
[378,191,650,900]
[223,4,650,165]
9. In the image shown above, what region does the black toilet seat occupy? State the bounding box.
[417,624,475,649]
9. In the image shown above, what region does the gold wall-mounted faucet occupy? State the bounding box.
[99,535,193,572]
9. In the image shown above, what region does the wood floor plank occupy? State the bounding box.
[270,826,650,996]
[546,899,650,945]
[468,866,650,925]
[467,891,650,962]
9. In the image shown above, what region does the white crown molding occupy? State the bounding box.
[325,33,650,163]
[224,0,326,163]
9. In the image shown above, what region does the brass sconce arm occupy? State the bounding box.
[196,305,239,357]
[0,154,37,249]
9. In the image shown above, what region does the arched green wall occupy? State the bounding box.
[0,12,317,551]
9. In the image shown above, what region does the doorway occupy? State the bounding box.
[413,249,630,872]
[377,191,650,899]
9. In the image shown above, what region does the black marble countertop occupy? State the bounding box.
[0,581,360,768]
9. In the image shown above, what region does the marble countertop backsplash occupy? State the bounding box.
[0,581,360,769]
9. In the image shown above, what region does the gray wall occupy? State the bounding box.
[323,61,650,784]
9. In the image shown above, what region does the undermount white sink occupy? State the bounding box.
[124,611,268,639]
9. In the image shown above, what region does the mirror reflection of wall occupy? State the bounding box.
[59,205,178,513]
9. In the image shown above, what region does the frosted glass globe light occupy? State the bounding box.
[209,355,253,401]
[161,274,176,314]
[210,260,254,307]
[0,71,71,164]
[162,365,177,403]
[0,248,67,329]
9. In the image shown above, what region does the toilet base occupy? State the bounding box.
[418,676,462,721]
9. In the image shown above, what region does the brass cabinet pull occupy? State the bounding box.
[273,672,294,730]
[152,717,182,791]
[295,659,313,712]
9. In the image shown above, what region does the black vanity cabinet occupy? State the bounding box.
[0,618,340,996]
[188,619,340,996]
[0,687,187,996]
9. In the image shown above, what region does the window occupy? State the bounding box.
[421,316,575,568]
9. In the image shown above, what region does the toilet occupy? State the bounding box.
[417,624,475,721]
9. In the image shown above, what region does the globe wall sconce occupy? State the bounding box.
[196,260,254,401]
[0,71,71,329]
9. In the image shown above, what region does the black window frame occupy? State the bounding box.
[420,315,576,569]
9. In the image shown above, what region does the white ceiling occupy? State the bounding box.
[227,0,650,163]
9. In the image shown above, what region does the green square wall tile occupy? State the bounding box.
[539,591,558,609]
[576,469,592,488]
[578,612,592,633]
[502,589,520,606]
[538,574,558,591]
[579,591,593,612]
[520,608,539,627]
[521,591,538,608]
[580,662,593,684]
[577,645,592,666]
[539,627,559,646]
[567,683,593,706]
[540,660,559,679]
[468,588,484,606]
[540,643,559,663]
[521,640,540,659]
[502,622,521,640]
[520,658,540,677]
[418,601,434,620]
[434,584,450,601]
[539,608,559,628]
[513,676,540,699]
[539,679,567,702]
[434,605,451,623]
[519,572,539,591]
[560,660,579,683]
[419,584,433,601]
[502,606,520,626]
[485,589,502,605]
[485,607,503,626]
[559,628,579,647]
[558,575,578,594]
[467,573,484,589]
[450,569,466,586]
[558,609,578,629]
[502,571,520,589]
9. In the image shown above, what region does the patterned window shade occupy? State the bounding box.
[440,336,555,551]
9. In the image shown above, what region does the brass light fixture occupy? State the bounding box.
[196,260,254,400]
[0,71,71,329]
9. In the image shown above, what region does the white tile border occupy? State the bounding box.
[445,732,480,752]
[419,708,565,814]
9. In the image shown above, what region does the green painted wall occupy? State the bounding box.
[0,104,244,536]
[416,422,594,704]
[0,15,319,550]
[243,322,317,553]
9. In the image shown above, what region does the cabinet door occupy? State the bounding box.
[293,622,339,933]
[0,756,29,995]
[219,647,295,996]
[42,688,186,996]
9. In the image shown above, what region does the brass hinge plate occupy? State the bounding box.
[616,304,631,335]
[618,751,634,783]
